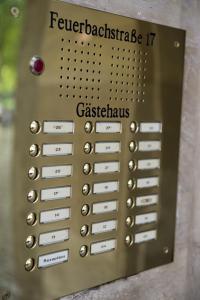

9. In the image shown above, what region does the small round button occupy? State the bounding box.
[84,121,93,133]
[128,160,136,171]
[82,184,90,196]
[28,167,39,180]
[127,179,135,190]
[30,56,45,76]
[25,235,36,249]
[30,121,40,134]
[29,144,40,157]
[125,235,133,247]
[26,213,36,226]
[84,142,92,154]
[83,163,92,175]
[25,258,35,272]
[126,216,134,227]
[80,225,89,237]
[126,197,135,208]
[129,141,137,152]
[130,121,137,133]
[81,204,90,216]
[27,190,38,203]
[79,245,88,257]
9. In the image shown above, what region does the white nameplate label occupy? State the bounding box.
[140,122,162,133]
[41,186,71,201]
[43,121,74,134]
[138,159,160,170]
[96,122,121,133]
[137,177,159,188]
[95,142,120,153]
[138,141,161,151]
[93,181,119,194]
[91,220,117,234]
[135,230,157,243]
[40,208,70,224]
[42,143,73,156]
[136,195,158,207]
[39,229,69,246]
[38,250,68,268]
[92,200,117,214]
[94,161,120,174]
[135,212,157,225]
[91,239,116,255]
[41,165,72,179]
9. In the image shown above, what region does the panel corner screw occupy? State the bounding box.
[10,6,20,18]
[163,246,169,254]
[174,41,180,48]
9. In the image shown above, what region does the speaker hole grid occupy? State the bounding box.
[59,38,103,101]
[59,38,147,103]
[110,46,148,102]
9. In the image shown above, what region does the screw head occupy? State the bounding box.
[84,142,92,154]
[163,247,169,254]
[25,258,35,271]
[174,41,180,48]
[127,179,135,190]
[84,121,93,133]
[10,6,20,18]
[126,197,135,208]
[79,245,88,257]
[29,144,40,157]
[82,184,90,196]
[128,160,136,171]
[27,190,38,203]
[30,121,40,134]
[25,235,36,249]
[126,216,134,227]
[129,141,137,152]
[26,213,36,226]
[81,204,90,216]
[80,225,89,237]
[30,56,45,75]
[83,163,91,175]
[130,121,137,132]
[125,235,133,247]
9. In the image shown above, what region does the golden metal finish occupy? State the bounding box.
[0,0,185,299]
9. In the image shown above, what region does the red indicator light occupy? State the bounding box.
[30,56,45,75]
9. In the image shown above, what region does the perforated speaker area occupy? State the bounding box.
[59,37,148,103]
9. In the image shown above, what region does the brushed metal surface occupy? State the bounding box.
[0,0,185,299]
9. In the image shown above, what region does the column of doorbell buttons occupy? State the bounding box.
[81,120,93,257]
[125,122,138,247]
[26,121,39,270]
[25,57,44,271]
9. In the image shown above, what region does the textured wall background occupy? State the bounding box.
[59,1,200,300]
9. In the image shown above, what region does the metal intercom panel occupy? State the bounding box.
[0,0,185,299]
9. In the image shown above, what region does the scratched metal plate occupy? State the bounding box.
[0,0,185,299]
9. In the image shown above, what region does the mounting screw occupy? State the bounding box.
[163,247,169,254]
[174,41,180,48]
[10,6,20,18]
